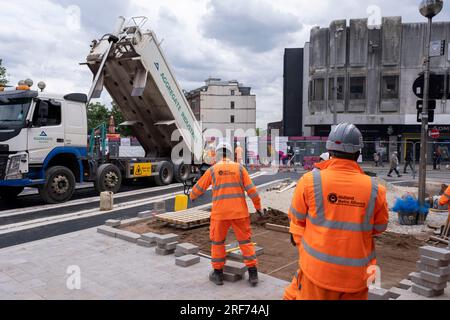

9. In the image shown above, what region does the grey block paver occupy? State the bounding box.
[419,246,450,261]
[155,247,175,256]
[141,232,158,243]
[420,255,450,268]
[417,261,450,276]
[176,243,199,255]
[115,230,141,243]
[224,261,248,276]
[105,220,121,227]
[419,271,449,284]
[0,228,289,300]
[397,279,413,290]
[223,272,243,283]
[137,239,156,248]
[154,234,179,245]
[411,283,445,298]
[97,226,117,238]
[410,272,448,291]
[176,255,200,268]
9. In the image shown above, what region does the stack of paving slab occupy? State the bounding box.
[153,233,179,255]
[222,261,248,282]
[175,243,201,268]
[409,246,450,298]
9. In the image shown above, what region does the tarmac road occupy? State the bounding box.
[0,171,299,249]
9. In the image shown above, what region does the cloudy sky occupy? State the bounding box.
[0,0,448,128]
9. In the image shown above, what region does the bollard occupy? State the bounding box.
[100,191,114,211]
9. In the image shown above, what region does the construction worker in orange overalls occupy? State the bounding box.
[438,186,450,240]
[235,142,244,165]
[190,142,262,286]
[284,154,330,299]
[285,123,389,300]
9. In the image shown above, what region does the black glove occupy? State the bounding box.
[290,234,297,247]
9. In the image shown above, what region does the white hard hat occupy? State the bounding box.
[216,142,233,154]
[236,142,241,147]
[327,123,364,154]
[320,152,330,161]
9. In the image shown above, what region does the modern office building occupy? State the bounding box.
[186,78,256,136]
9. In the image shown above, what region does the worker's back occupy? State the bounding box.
[190,159,260,221]
[209,160,248,219]
[295,158,388,292]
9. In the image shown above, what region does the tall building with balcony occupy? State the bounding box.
[186,78,256,136]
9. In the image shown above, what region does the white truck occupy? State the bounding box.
[0,17,205,204]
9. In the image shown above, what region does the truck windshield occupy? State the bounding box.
[0,98,31,129]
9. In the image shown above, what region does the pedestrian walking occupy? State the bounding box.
[373,152,380,167]
[403,149,414,174]
[387,152,402,178]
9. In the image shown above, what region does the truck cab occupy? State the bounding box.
[0,86,88,203]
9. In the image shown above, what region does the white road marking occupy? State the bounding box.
[0,183,183,218]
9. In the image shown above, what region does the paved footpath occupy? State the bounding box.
[0,229,288,300]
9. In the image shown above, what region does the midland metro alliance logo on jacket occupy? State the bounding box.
[327,193,366,208]
[218,170,235,177]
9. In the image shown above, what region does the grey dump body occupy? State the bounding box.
[85,17,202,161]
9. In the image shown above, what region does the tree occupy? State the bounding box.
[0,59,8,86]
[87,102,109,132]
[110,102,132,136]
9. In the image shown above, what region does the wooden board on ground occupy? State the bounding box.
[155,209,211,230]
[265,223,290,234]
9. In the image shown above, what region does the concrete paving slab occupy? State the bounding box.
[0,228,287,300]
[175,255,200,268]
[419,246,450,261]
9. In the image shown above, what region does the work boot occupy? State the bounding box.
[248,267,259,287]
[209,269,224,286]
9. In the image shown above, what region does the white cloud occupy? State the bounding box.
[1,0,448,129]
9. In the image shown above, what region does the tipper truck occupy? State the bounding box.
[0,16,205,204]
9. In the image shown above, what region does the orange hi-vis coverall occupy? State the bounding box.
[235,146,244,164]
[286,158,389,300]
[190,159,262,270]
[439,186,450,210]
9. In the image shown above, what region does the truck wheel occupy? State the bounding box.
[94,164,122,194]
[154,161,174,186]
[174,163,191,183]
[38,166,76,204]
[0,187,25,200]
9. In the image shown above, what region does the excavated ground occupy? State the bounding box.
[122,208,425,289]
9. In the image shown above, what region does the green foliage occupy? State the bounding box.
[110,102,132,136]
[87,102,109,132]
[87,102,132,136]
[0,59,8,86]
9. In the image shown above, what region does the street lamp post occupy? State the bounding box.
[333,26,344,126]
[418,0,443,206]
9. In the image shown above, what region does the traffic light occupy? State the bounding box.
[417,110,435,123]
[412,74,446,99]
[416,100,436,123]
[416,100,436,111]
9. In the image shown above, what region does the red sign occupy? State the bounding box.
[430,129,440,139]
